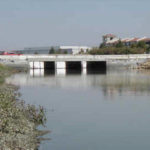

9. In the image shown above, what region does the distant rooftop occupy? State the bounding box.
[103,34,150,45]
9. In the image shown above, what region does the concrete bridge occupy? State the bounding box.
[26,54,150,70]
[1,54,150,71]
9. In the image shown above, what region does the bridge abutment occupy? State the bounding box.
[82,61,87,69]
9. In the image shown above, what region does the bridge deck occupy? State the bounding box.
[0,54,150,62]
[26,54,150,61]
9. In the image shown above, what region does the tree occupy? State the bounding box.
[57,49,62,54]
[116,40,123,48]
[86,49,89,53]
[49,47,55,54]
[137,41,146,48]
[64,50,68,54]
[99,43,105,48]
[130,43,137,48]
[80,49,84,54]
[146,46,150,54]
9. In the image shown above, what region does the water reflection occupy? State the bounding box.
[30,69,44,77]
[29,68,107,76]
[56,69,66,76]
[44,69,55,76]
[6,69,150,97]
[29,69,83,77]
[5,69,150,150]
[87,69,106,74]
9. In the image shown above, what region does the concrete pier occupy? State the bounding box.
[56,62,66,69]
[29,62,44,69]
[82,61,87,69]
[29,60,106,73]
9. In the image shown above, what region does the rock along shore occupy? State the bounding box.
[137,60,150,69]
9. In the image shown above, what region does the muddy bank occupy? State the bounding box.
[0,64,48,150]
[137,60,150,69]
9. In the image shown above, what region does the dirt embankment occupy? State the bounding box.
[137,60,150,69]
[0,64,49,150]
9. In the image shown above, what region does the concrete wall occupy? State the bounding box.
[0,54,150,68]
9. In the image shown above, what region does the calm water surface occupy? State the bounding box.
[6,69,150,150]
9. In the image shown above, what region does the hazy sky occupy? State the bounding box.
[0,0,150,50]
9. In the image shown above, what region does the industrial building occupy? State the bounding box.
[15,46,91,55]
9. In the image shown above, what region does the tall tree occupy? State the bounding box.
[116,40,123,48]
[49,47,55,54]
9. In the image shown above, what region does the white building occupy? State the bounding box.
[60,46,91,54]
[103,34,119,45]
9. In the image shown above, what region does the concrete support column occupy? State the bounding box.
[56,69,66,76]
[29,61,44,69]
[82,68,87,75]
[39,62,44,69]
[29,62,34,69]
[34,62,41,69]
[82,61,87,75]
[30,69,44,77]
[82,61,87,69]
[55,61,66,76]
[55,61,66,69]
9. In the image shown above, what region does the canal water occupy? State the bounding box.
[6,69,150,150]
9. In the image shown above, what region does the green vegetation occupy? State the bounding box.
[78,49,84,54]
[115,40,124,48]
[49,47,68,54]
[89,41,150,55]
[64,50,68,54]
[49,47,55,54]
[34,51,39,54]
[146,46,150,54]
[0,64,15,84]
[0,64,48,150]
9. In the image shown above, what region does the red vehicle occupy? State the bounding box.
[1,51,23,56]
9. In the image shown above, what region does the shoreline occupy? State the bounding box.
[136,61,150,69]
[0,64,49,150]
